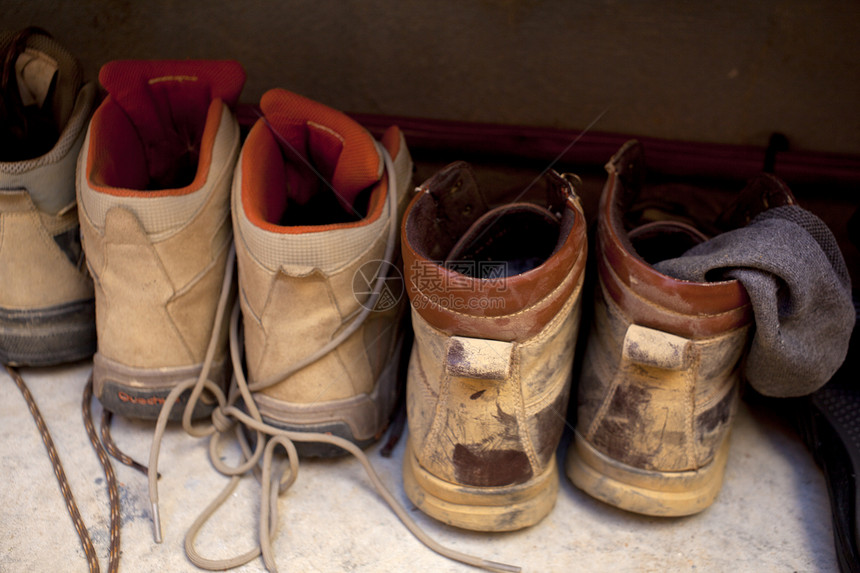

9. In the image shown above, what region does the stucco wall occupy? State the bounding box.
[5,0,860,154]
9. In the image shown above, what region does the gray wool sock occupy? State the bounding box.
[654,205,854,397]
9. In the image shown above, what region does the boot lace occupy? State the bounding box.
[146,143,521,573]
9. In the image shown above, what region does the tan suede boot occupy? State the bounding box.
[77,60,245,418]
[232,89,413,455]
[567,140,796,516]
[0,29,96,366]
[401,162,587,531]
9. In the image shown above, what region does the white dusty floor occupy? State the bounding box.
[1,360,837,573]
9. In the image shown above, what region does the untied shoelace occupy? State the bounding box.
[146,141,521,573]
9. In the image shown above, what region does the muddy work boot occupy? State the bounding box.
[567,140,797,516]
[232,88,413,456]
[401,162,587,531]
[77,60,245,418]
[0,28,96,366]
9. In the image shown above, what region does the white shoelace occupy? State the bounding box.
[146,143,521,573]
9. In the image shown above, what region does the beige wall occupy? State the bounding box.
[5,1,860,154]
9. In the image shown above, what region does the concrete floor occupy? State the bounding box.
[0,359,837,572]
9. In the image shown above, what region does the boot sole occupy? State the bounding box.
[402,437,559,531]
[93,352,229,420]
[251,335,404,458]
[0,300,96,367]
[795,380,860,573]
[566,430,730,516]
[249,413,380,458]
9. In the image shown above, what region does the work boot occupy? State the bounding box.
[232,88,413,455]
[401,161,587,531]
[0,28,96,366]
[147,99,526,573]
[567,140,796,516]
[77,60,245,418]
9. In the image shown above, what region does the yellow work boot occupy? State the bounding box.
[567,140,797,516]
[401,161,587,531]
[77,60,245,418]
[0,28,96,366]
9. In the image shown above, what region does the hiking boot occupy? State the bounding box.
[232,88,413,456]
[0,28,96,366]
[401,161,587,531]
[77,60,245,419]
[567,140,796,516]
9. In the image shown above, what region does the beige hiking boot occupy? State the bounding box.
[401,162,587,531]
[232,88,413,455]
[146,99,525,572]
[77,60,245,418]
[0,28,96,366]
[567,140,796,516]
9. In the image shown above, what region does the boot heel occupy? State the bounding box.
[567,430,730,516]
[403,438,559,531]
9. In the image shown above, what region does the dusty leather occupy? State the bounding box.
[235,127,413,426]
[78,104,239,370]
[578,281,749,472]
[0,82,95,312]
[404,162,587,488]
[403,162,587,342]
[575,140,781,476]
[0,192,92,310]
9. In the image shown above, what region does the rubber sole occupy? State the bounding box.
[566,430,730,516]
[794,294,860,573]
[402,437,560,531]
[250,335,405,458]
[797,384,860,573]
[794,310,860,573]
[248,413,381,458]
[93,352,229,421]
[0,300,96,367]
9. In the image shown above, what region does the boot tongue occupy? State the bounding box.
[716,173,797,230]
[259,88,383,217]
[0,29,68,160]
[445,203,560,278]
[15,48,58,110]
[628,220,709,265]
[98,60,245,188]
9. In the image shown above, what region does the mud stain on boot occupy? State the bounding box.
[452,443,532,487]
[534,389,570,461]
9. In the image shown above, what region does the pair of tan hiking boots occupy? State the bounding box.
[2,29,788,538]
[76,59,413,458]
